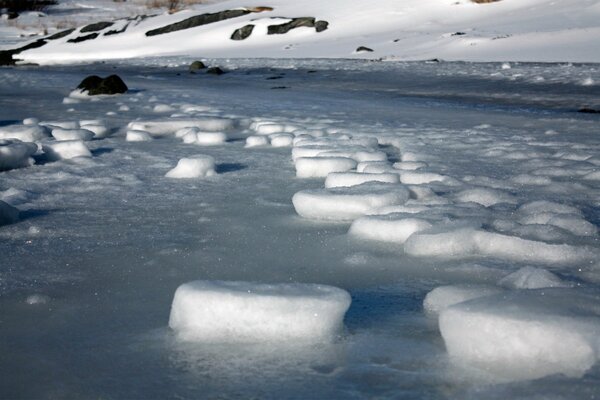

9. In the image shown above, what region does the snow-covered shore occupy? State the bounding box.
[3,0,600,64]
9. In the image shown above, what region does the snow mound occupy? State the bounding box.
[399,171,452,185]
[0,139,37,171]
[423,284,503,315]
[293,183,410,221]
[128,118,235,137]
[245,135,269,148]
[324,172,399,188]
[454,187,517,207]
[439,289,600,381]
[80,122,110,139]
[0,200,20,226]
[185,131,227,146]
[348,216,432,244]
[165,156,216,179]
[498,266,569,289]
[51,128,95,141]
[295,157,357,178]
[404,227,597,265]
[168,280,351,343]
[42,140,92,161]
[0,124,49,142]
[270,133,294,147]
[126,130,153,142]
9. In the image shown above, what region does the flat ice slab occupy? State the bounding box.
[440,288,600,381]
[169,280,352,343]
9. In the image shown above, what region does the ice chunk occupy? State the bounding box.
[293,183,410,221]
[454,188,517,207]
[42,140,92,161]
[128,118,235,136]
[51,128,94,141]
[0,200,19,226]
[168,280,351,343]
[245,135,269,148]
[404,228,597,265]
[165,156,216,179]
[0,124,49,142]
[269,134,294,147]
[22,117,39,126]
[356,161,391,173]
[423,284,503,314]
[0,139,37,171]
[153,104,175,113]
[325,172,399,188]
[295,157,357,178]
[183,131,227,146]
[25,294,50,305]
[81,123,110,139]
[349,216,432,244]
[518,200,581,216]
[439,289,600,381]
[40,121,79,130]
[399,171,450,185]
[498,266,569,289]
[393,161,428,170]
[126,130,153,142]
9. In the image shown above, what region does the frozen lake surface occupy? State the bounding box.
[1,59,599,399]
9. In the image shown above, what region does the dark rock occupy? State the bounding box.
[315,20,329,32]
[578,107,600,114]
[7,12,19,20]
[356,46,373,53]
[67,33,99,43]
[266,75,283,80]
[270,86,288,89]
[80,21,114,33]
[0,39,47,66]
[189,60,206,73]
[268,17,315,35]
[206,67,224,75]
[426,58,441,63]
[146,9,250,37]
[104,24,129,36]
[46,28,75,40]
[231,24,254,40]
[452,32,466,36]
[77,75,128,95]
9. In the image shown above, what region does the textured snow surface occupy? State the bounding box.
[169,280,351,343]
[0,60,599,399]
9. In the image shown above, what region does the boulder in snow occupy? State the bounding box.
[76,75,128,96]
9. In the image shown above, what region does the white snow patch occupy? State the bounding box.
[349,216,432,244]
[498,266,570,289]
[325,172,400,188]
[126,130,153,142]
[295,157,357,178]
[51,128,95,142]
[423,284,503,315]
[0,139,37,171]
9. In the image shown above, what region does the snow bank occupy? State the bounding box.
[295,157,357,178]
[439,289,600,381]
[0,200,19,226]
[324,172,399,188]
[404,227,597,265]
[165,156,216,179]
[348,216,432,244]
[0,139,37,171]
[423,284,503,315]
[42,140,92,161]
[0,124,49,142]
[293,183,410,221]
[168,280,351,343]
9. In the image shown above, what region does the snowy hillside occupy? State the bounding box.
[7,0,600,64]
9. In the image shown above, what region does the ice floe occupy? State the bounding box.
[169,280,351,343]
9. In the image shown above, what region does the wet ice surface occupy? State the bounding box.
[0,59,599,399]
